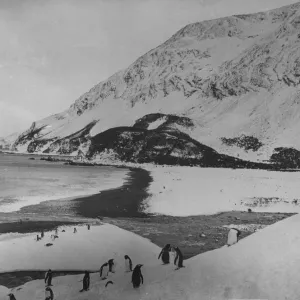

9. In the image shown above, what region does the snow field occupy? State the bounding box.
[144,166,300,215]
[2,213,300,299]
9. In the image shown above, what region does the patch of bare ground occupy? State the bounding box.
[104,211,295,259]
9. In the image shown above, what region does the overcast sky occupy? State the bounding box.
[0,0,298,137]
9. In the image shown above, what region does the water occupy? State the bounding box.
[0,153,129,212]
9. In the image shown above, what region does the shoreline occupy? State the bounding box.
[17,167,152,218]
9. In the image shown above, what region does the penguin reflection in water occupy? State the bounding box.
[124,255,133,272]
[100,262,109,280]
[108,259,115,273]
[158,244,171,264]
[131,264,144,288]
[45,287,54,300]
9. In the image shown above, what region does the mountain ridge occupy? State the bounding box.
[5,1,300,167]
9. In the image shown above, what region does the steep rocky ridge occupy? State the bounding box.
[7,2,300,164]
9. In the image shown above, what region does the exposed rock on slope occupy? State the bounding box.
[270,147,300,168]
[220,135,264,152]
[9,2,300,163]
[87,125,283,169]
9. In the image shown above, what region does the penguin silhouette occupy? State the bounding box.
[158,244,171,264]
[131,264,144,288]
[108,259,115,273]
[45,269,53,286]
[124,255,133,272]
[80,271,90,292]
[73,228,77,233]
[100,262,109,280]
[8,293,17,300]
[174,246,185,269]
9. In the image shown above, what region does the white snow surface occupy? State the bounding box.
[147,116,167,130]
[3,213,300,299]
[0,224,160,273]
[143,166,300,216]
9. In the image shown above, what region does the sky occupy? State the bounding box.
[0,0,298,137]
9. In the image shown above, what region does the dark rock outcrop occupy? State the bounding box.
[270,147,300,168]
[220,135,264,152]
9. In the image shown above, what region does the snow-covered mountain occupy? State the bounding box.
[9,2,300,166]
[0,132,19,150]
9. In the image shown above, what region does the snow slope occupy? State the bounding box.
[144,166,300,216]
[4,213,300,300]
[9,2,300,162]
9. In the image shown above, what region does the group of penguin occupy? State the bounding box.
[7,225,243,299]
[81,254,143,292]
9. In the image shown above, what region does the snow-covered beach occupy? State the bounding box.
[144,166,300,215]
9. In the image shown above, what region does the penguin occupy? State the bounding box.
[8,293,17,300]
[105,281,114,288]
[124,255,133,272]
[158,244,171,264]
[45,269,53,286]
[87,224,91,230]
[73,228,77,233]
[131,264,144,288]
[80,271,90,292]
[41,230,44,238]
[100,262,109,280]
[174,246,185,269]
[227,228,242,246]
[45,287,54,300]
[108,259,115,273]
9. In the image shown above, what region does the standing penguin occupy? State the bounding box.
[124,255,133,272]
[174,246,185,269]
[131,264,143,288]
[158,244,171,264]
[45,269,53,286]
[73,227,77,233]
[8,293,17,300]
[108,259,115,273]
[100,262,109,280]
[45,287,54,300]
[227,228,242,246]
[87,224,91,230]
[80,271,90,292]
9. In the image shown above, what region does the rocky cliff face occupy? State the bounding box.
[8,2,300,165]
